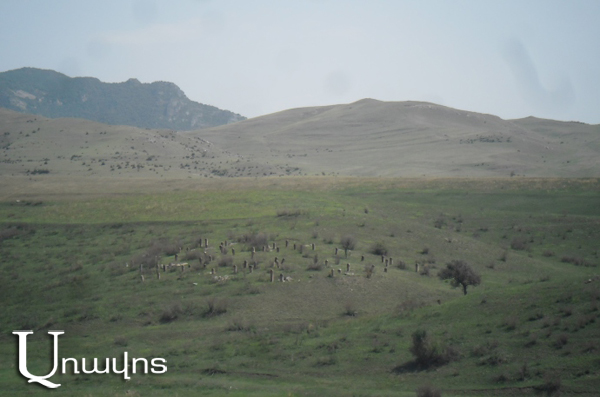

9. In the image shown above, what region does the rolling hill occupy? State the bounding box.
[191,98,600,177]
[0,67,245,130]
[0,107,295,180]
[1,98,598,182]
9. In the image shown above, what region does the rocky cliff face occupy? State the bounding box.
[0,68,245,130]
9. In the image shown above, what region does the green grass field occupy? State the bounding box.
[1,177,599,396]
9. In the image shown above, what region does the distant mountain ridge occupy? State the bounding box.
[0,67,245,130]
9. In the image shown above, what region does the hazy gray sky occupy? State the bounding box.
[1,0,599,123]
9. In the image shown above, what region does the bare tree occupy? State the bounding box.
[438,260,481,295]
[340,235,356,258]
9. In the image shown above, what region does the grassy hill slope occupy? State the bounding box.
[0,108,298,179]
[191,99,600,177]
[2,98,598,181]
[0,177,599,396]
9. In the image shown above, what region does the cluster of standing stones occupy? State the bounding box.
[138,237,425,283]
